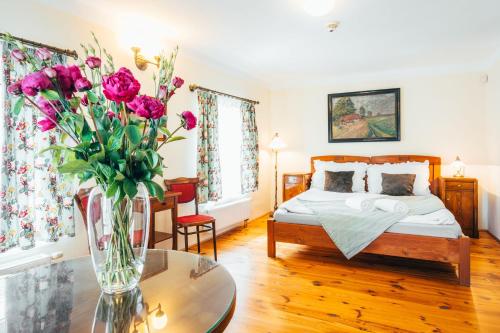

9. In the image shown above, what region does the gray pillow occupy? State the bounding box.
[324,171,354,193]
[381,173,416,196]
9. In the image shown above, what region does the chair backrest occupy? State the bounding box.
[74,187,101,227]
[164,177,200,214]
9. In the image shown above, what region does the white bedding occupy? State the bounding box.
[278,189,456,225]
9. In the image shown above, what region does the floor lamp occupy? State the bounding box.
[269,133,286,215]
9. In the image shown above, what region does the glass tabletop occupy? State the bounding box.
[0,250,236,333]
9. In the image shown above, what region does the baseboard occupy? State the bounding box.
[486,230,500,243]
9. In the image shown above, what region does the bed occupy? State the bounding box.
[267,155,471,286]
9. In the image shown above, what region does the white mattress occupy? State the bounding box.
[273,208,463,239]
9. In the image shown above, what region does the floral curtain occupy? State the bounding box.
[0,42,75,252]
[240,101,259,194]
[196,91,222,203]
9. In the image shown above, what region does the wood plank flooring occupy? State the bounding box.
[189,215,500,333]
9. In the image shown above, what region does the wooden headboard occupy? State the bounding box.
[310,155,441,195]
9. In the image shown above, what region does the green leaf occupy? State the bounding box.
[143,180,157,197]
[151,181,164,201]
[167,136,186,143]
[88,150,105,163]
[40,89,60,101]
[38,145,72,155]
[115,171,125,181]
[87,90,99,103]
[123,178,138,198]
[145,150,159,168]
[106,181,119,198]
[125,125,142,145]
[13,97,25,116]
[107,126,124,151]
[158,126,172,137]
[59,160,92,174]
[97,162,115,179]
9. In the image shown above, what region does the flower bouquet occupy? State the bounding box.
[4,33,196,293]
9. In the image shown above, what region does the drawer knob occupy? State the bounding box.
[458,184,462,187]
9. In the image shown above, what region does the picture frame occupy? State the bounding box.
[327,88,400,143]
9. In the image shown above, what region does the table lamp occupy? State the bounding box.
[269,133,287,214]
[451,156,465,177]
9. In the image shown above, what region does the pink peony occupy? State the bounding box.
[11,49,26,62]
[181,111,197,130]
[35,48,52,61]
[21,71,52,96]
[37,118,56,132]
[172,76,184,89]
[7,81,23,95]
[85,56,101,69]
[43,67,57,78]
[36,96,61,117]
[53,65,83,98]
[102,67,140,103]
[127,95,165,120]
[75,77,92,92]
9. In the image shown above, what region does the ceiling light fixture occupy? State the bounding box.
[303,0,336,17]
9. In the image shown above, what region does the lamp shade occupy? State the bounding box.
[269,133,286,151]
[451,156,465,177]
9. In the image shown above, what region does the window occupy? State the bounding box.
[217,96,244,203]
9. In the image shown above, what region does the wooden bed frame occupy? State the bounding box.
[267,155,471,286]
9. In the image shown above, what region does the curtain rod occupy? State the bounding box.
[189,84,259,105]
[0,33,78,59]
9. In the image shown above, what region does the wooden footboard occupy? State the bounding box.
[267,218,470,286]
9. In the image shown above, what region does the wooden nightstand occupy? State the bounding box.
[283,173,312,202]
[439,177,478,238]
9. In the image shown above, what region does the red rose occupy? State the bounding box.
[38,118,57,132]
[127,95,165,119]
[181,111,197,130]
[11,49,26,62]
[35,48,52,61]
[53,65,83,98]
[102,67,141,103]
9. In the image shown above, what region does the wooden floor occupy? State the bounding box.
[190,215,500,333]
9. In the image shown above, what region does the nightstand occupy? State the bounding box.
[283,173,312,202]
[439,177,478,238]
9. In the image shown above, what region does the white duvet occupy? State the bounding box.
[279,189,456,225]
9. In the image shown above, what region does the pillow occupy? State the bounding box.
[324,171,354,193]
[367,161,430,195]
[311,161,367,192]
[381,173,416,196]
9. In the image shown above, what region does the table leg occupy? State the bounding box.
[171,197,178,250]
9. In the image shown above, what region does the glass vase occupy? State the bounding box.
[86,183,150,294]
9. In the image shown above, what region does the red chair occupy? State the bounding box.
[164,177,217,261]
[74,188,143,247]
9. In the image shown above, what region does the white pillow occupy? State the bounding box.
[367,161,430,195]
[311,161,367,192]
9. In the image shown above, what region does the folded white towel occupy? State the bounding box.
[279,199,314,215]
[374,199,409,214]
[345,197,374,212]
[399,209,455,225]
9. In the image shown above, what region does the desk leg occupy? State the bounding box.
[171,197,178,250]
[148,209,155,249]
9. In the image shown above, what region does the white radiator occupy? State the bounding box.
[201,197,251,234]
[0,252,62,276]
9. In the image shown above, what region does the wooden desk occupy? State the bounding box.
[148,191,181,250]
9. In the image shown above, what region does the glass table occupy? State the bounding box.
[0,250,236,332]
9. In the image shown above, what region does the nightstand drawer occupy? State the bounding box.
[445,181,474,190]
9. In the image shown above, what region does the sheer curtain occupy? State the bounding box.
[0,41,75,253]
[217,96,243,201]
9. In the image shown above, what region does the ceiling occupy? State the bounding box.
[40,0,500,88]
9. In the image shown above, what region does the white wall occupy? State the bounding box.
[0,1,271,260]
[269,70,496,229]
[485,58,500,239]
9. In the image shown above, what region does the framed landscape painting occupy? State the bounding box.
[328,88,400,142]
